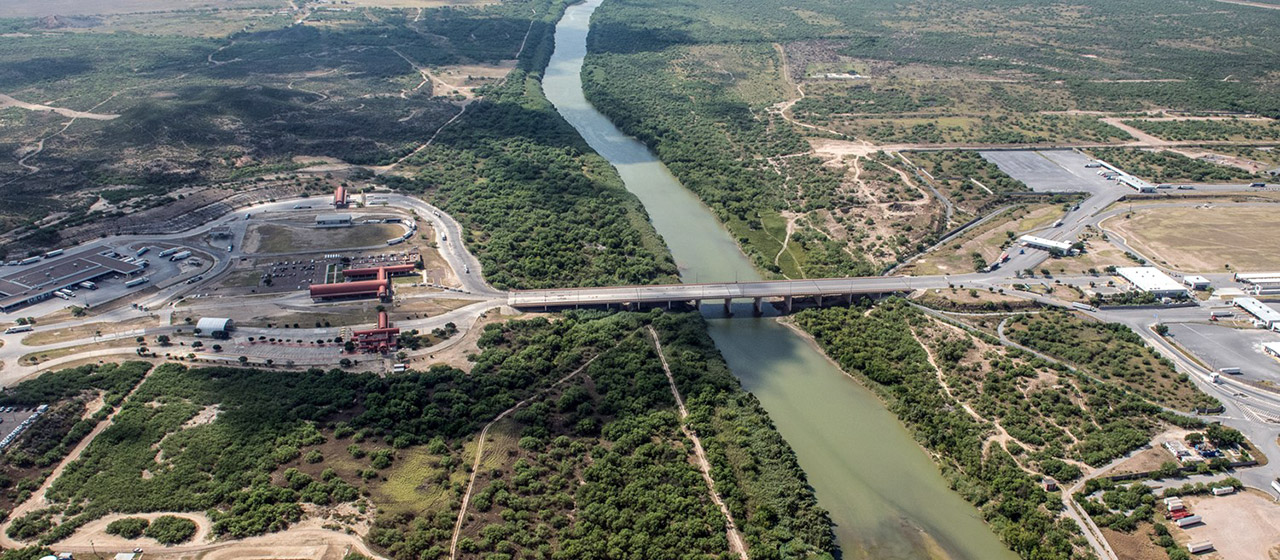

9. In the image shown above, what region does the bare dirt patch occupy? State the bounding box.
[58,512,213,549]
[1105,205,1280,272]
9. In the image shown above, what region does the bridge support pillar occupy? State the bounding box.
[783,296,793,314]
[844,293,854,306]
[693,299,701,310]
[723,298,733,315]
[815,294,824,307]
[753,297,763,315]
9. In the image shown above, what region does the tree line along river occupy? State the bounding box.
[540,1,1018,558]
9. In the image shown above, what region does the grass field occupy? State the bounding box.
[373,448,454,516]
[21,316,155,345]
[1105,206,1280,272]
[249,223,404,253]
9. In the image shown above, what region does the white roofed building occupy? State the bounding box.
[1116,267,1189,298]
[1183,275,1211,290]
[1019,235,1073,254]
[1233,297,1280,329]
[196,317,234,337]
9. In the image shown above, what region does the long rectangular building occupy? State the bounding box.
[1233,297,1280,329]
[309,264,417,302]
[1019,235,1073,253]
[1116,267,1189,298]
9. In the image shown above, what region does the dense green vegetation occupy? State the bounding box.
[381,70,677,289]
[1005,311,1219,411]
[5,313,831,558]
[909,151,1029,217]
[1087,148,1264,183]
[795,300,1220,559]
[145,515,198,544]
[105,517,149,539]
[372,311,833,559]
[0,362,150,513]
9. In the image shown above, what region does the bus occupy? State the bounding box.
[4,325,33,334]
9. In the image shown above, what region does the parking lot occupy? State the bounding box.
[982,150,1118,194]
[242,250,421,295]
[1167,322,1280,384]
[0,406,42,449]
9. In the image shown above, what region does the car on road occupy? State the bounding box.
[1177,185,1195,190]
[1250,182,1267,188]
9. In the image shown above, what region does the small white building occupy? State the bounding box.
[315,213,353,227]
[1183,275,1211,290]
[1116,267,1189,298]
[1233,297,1280,329]
[1019,235,1073,254]
[196,317,234,337]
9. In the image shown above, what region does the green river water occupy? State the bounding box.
[542,2,1018,558]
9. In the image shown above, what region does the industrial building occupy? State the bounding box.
[315,213,353,227]
[333,184,349,209]
[352,311,399,353]
[1116,267,1189,298]
[0,248,144,312]
[196,317,234,338]
[1182,275,1211,290]
[1233,297,1280,329]
[1018,235,1073,254]
[1093,159,1157,192]
[309,263,416,302]
[1233,272,1280,295]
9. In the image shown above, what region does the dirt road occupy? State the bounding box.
[448,350,608,559]
[0,93,120,120]
[648,326,749,560]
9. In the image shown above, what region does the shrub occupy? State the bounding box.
[106,517,150,539]
[145,515,198,545]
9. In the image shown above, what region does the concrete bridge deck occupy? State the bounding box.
[508,277,932,311]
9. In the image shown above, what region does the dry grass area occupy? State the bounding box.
[57,512,213,549]
[1105,206,1280,272]
[20,339,138,366]
[0,0,284,17]
[1175,490,1280,560]
[372,447,458,516]
[904,204,1061,275]
[1101,523,1166,560]
[21,316,156,346]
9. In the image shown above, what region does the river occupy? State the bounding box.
[541,1,1017,559]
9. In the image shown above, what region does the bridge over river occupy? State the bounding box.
[508,275,961,312]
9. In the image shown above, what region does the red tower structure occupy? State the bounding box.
[352,311,399,353]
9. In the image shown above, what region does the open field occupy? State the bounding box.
[1105,206,1280,272]
[0,0,286,17]
[21,316,156,345]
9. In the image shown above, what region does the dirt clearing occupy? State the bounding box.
[1176,490,1280,560]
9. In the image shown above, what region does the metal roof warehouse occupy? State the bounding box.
[1233,297,1280,329]
[1116,267,1188,297]
[0,247,143,312]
